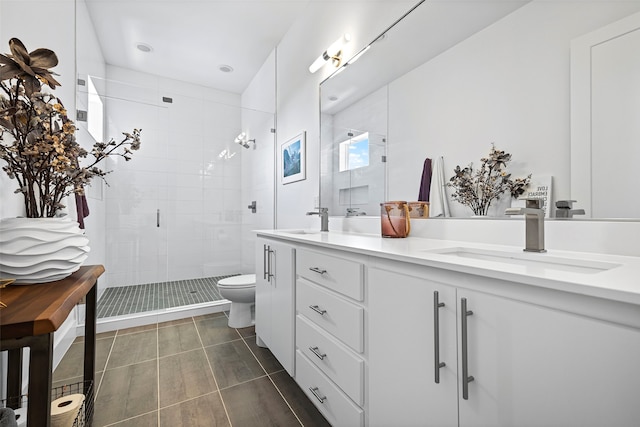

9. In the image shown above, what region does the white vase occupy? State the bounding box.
[0,217,90,284]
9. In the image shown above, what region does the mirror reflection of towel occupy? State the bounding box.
[418,158,432,202]
[75,192,90,229]
[429,156,450,217]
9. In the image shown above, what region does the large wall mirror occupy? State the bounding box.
[320,0,640,220]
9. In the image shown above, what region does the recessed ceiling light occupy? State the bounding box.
[219,65,234,73]
[136,43,153,53]
[328,95,339,101]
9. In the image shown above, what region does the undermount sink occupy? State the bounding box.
[426,247,620,274]
[280,229,321,235]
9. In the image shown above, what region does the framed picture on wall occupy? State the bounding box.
[281,131,306,184]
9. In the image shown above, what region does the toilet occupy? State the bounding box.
[217,274,256,328]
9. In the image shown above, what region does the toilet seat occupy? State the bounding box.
[218,274,256,289]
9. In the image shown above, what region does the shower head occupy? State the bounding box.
[234,132,255,149]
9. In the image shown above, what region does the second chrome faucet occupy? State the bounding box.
[505,199,546,252]
[306,207,329,232]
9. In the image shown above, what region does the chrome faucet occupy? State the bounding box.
[555,200,585,219]
[505,199,546,253]
[346,208,366,217]
[306,207,329,232]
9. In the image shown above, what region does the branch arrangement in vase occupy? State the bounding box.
[448,144,531,216]
[0,38,141,218]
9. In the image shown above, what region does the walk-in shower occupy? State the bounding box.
[76,73,274,331]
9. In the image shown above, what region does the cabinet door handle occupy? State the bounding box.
[309,267,327,275]
[267,247,274,282]
[309,386,327,403]
[309,305,327,315]
[309,346,327,360]
[434,291,446,384]
[263,245,268,280]
[461,297,475,400]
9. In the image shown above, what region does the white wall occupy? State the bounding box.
[387,1,640,217]
[75,0,108,280]
[240,50,276,273]
[0,0,80,391]
[0,0,77,219]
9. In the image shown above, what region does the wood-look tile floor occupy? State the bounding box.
[53,313,331,426]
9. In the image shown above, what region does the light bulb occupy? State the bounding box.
[308,33,351,73]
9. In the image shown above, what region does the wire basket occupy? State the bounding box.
[1,380,93,427]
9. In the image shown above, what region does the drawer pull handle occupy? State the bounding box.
[309,267,327,275]
[309,386,327,403]
[309,305,327,315]
[309,346,327,360]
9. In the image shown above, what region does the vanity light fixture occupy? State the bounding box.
[308,33,351,73]
[234,132,255,149]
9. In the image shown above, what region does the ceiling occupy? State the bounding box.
[84,0,312,94]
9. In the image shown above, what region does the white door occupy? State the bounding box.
[368,266,458,427]
[458,288,640,427]
[255,238,295,375]
[255,238,271,345]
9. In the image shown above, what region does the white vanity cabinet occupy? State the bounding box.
[368,261,640,427]
[255,237,295,375]
[294,247,366,426]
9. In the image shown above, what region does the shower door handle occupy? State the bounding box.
[157,209,160,227]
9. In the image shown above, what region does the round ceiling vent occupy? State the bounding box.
[136,43,153,53]
[219,65,234,73]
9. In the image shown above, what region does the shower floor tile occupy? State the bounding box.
[97,275,236,319]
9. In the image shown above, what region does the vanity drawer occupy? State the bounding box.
[296,314,364,405]
[295,350,364,427]
[297,249,363,301]
[297,278,364,353]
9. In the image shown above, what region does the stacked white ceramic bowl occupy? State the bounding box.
[0,217,90,284]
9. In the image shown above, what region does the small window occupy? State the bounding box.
[339,132,369,172]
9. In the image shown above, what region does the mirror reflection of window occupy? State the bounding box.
[339,132,370,172]
[87,75,104,143]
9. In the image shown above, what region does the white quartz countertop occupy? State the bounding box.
[255,229,640,306]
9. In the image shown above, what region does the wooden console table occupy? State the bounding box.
[0,265,104,427]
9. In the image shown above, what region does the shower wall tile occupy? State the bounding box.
[201,86,241,109]
[169,201,204,217]
[168,173,205,189]
[167,266,205,282]
[167,186,203,201]
[117,155,171,174]
[171,160,205,175]
[204,102,241,124]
